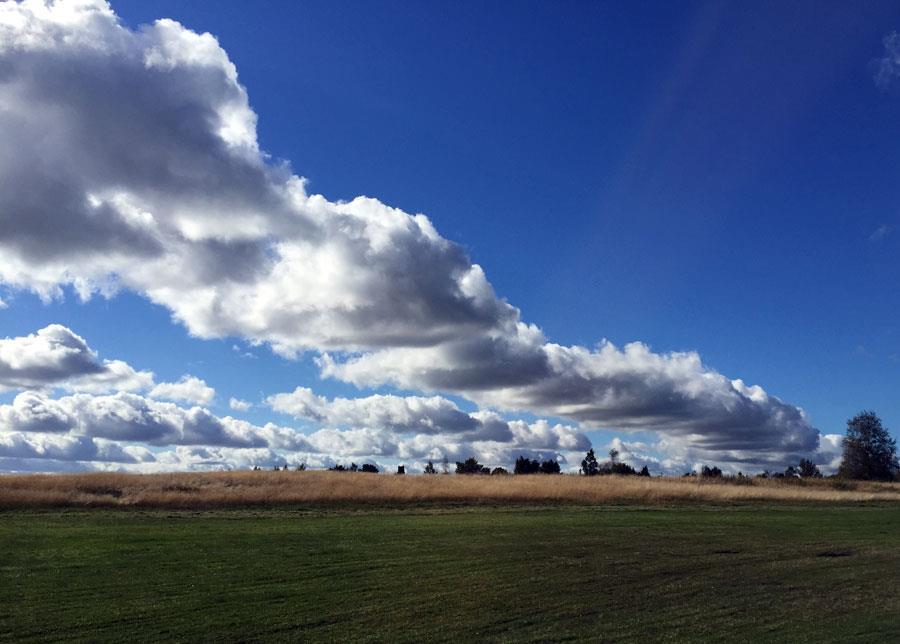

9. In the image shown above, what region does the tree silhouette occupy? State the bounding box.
[456,457,490,475]
[360,463,379,473]
[797,459,821,478]
[539,459,561,474]
[423,460,437,474]
[491,467,509,475]
[514,456,541,474]
[838,411,899,481]
[581,448,599,476]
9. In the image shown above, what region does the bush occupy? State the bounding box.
[606,462,636,476]
[797,458,822,478]
[514,457,541,475]
[491,467,509,476]
[539,459,561,474]
[456,457,490,475]
[701,465,723,478]
[360,463,378,473]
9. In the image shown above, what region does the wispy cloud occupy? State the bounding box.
[869,224,894,242]
[872,32,900,90]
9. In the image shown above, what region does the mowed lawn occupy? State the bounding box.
[1,504,899,642]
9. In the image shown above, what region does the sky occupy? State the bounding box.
[0,0,897,474]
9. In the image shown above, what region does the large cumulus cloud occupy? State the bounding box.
[0,0,820,467]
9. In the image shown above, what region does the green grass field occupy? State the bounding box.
[2,504,899,642]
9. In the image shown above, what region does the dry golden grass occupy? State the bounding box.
[1,470,899,509]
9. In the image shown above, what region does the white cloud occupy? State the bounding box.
[874,32,900,89]
[229,397,252,411]
[0,0,820,469]
[0,431,152,464]
[268,387,481,435]
[869,224,894,242]
[150,375,215,405]
[0,324,152,393]
[0,390,305,449]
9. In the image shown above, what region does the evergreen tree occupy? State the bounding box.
[581,448,599,476]
[797,458,822,478]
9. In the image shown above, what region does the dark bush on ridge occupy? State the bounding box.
[515,456,561,474]
[540,459,561,474]
[456,457,490,475]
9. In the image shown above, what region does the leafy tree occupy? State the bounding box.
[329,464,346,472]
[539,459,561,474]
[491,467,509,476]
[838,411,899,481]
[638,466,651,477]
[360,463,379,473]
[456,457,490,475]
[784,465,799,478]
[349,462,359,472]
[514,456,541,475]
[581,448,600,476]
[609,448,620,464]
[295,463,306,471]
[797,459,821,478]
[700,465,723,478]
[423,460,437,475]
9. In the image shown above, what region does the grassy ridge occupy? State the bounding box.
[1,504,899,642]
[2,470,900,508]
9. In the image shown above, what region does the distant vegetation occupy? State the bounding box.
[1,470,899,510]
[254,410,898,483]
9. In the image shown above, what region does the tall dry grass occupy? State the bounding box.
[1,471,899,509]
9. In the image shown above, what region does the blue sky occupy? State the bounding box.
[0,0,897,473]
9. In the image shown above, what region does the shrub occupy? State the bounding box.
[514,457,541,475]
[456,457,490,475]
[797,458,821,478]
[539,459,561,474]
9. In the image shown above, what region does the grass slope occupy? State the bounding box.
[1,505,899,642]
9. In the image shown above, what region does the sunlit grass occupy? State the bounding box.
[1,470,898,509]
